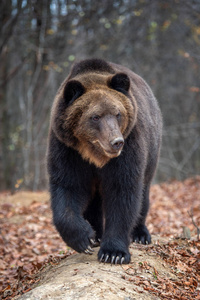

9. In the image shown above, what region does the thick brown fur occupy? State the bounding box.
[51,72,137,167]
[47,58,162,264]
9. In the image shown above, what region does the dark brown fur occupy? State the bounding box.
[47,59,162,264]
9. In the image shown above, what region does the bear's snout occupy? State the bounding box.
[110,137,124,151]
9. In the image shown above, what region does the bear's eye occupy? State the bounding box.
[116,113,121,119]
[92,115,100,122]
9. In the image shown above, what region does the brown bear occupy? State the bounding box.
[47,58,162,264]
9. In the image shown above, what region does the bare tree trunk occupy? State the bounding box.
[24,0,48,188]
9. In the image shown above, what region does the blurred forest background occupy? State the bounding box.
[0,0,200,191]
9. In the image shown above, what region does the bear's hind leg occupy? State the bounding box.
[84,191,103,243]
[132,185,151,244]
[132,224,151,244]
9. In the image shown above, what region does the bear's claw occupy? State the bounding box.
[90,238,96,245]
[104,254,109,263]
[111,256,115,264]
[89,238,100,247]
[99,253,128,265]
[84,246,94,255]
[115,256,119,264]
[99,254,104,262]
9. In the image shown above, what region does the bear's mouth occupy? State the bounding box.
[92,140,123,158]
[104,149,122,158]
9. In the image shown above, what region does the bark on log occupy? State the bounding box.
[16,239,177,300]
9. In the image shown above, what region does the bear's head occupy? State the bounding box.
[51,71,137,168]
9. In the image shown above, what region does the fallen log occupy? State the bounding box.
[15,238,177,300]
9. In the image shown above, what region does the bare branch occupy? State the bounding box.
[0,57,27,87]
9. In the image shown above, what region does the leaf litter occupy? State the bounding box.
[0,177,200,299]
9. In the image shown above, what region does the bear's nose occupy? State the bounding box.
[110,137,124,151]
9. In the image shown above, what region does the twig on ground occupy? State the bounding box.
[188,208,200,240]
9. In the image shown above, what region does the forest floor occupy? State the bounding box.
[0,177,200,299]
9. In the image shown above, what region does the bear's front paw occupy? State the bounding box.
[132,224,151,245]
[98,241,131,264]
[64,222,96,254]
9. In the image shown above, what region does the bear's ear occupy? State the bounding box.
[63,80,85,105]
[109,73,130,94]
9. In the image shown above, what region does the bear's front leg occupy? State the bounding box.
[97,198,135,264]
[50,183,95,254]
[99,164,144,264]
